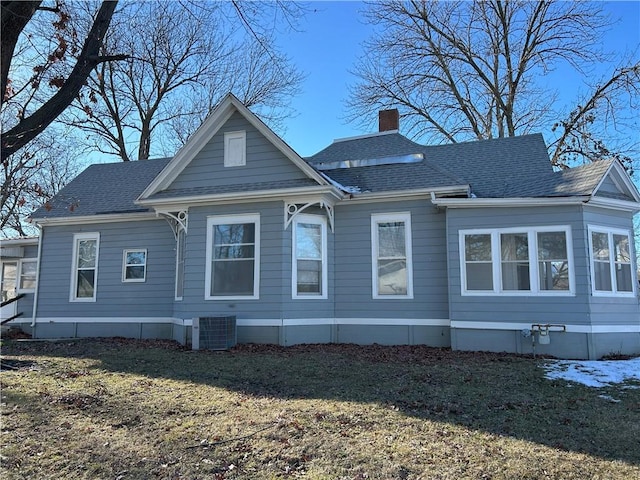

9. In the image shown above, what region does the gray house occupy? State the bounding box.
[4,94,639,359]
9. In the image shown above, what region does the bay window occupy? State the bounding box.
[589,226,634,295]
[461,227,572,295]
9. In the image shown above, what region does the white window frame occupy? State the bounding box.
[205,213,260,300]
[459,226,574,296]
[588,225,636,297]
[122,249,147,283]
[70,232,100,302]
[223,130,246,167]
[292,214,328,299]
[17,258,37,293]
[371,212,414,299]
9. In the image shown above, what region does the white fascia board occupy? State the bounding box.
[139,93,327,200]
[0,237,39,246]
[593,161,640,203]
[137,186,344,209]
[343,185,470,204]
[587,196,640,212]
[431,196,590,208]
[30,212,158,227]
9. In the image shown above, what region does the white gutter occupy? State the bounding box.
[30,226,43,329]
[344,185,470,203]
[29,211,158,226]
[587,196,640,212]
[430,196,591,208]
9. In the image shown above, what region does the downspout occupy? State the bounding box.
[30,224,43,333]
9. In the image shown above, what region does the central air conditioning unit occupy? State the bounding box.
[192,316,237,350]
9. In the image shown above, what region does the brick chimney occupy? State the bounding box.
[378,108,399,132]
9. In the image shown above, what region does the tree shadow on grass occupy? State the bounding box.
[3,337,639,467]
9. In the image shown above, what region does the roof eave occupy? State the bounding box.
[431,196,591,208]
[587,195,640,212]
[30,211,159,226]
[343,185,471,203]
[136,185,345,209]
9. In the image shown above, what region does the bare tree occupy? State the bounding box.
[65,0,304,161]
[1,128,81,237]
[1,0,123,159]
[348,0,639,170]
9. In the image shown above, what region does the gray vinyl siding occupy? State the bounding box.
[333,199,449,320]
[169,112,309,191]
[447,205,591,326]
[583,206,640,325]
[36,220,175,318]
[172,201,289,321]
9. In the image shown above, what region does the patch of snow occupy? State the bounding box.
[542,357,640,388]
[319,172,362,194]
[598,394,621,403]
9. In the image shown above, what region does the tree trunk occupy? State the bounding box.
[1,1,119,159]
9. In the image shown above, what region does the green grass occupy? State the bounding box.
[1,338,639,479]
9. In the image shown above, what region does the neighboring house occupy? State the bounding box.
[4,93,639,359]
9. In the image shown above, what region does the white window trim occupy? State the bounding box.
[587,225,636,297]
[223,130,246,167]
[122,249,147,283]
[292,214,328,299]
[371,212,414,299]
[70,232,100,302]
[205,213,260,300]
[16,258,37,293]
[459,226,575,296]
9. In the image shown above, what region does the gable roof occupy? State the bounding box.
[139,93,328,201]
[30,158,170,221]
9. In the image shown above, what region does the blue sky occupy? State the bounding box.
[278,1,640,158]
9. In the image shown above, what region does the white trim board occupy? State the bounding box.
[451,321,640,334]
[34,317,183,325]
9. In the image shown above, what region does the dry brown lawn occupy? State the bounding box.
[1,338,639,479]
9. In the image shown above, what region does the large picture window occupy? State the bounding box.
[371,213,413,298]
[205,214,260,300]
[292,215,327,298]
[589,226,634,295]
[460,227,572,295]
[70,233,99,302]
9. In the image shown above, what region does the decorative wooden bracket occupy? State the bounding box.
[284,201,334,232]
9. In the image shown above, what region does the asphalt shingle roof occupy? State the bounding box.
[32,131,624,221]
[30,158,171,219]
[309,133,557,198]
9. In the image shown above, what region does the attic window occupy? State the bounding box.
[224,131,246,167]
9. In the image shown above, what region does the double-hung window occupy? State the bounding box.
[122,249,147,282]
[588,226,635,295]
[460,226,573,295]
[292,215,327,299]
[17,259,37,292]
[71,233,99,302]
[205,214,260,300]
[371,213,413,298]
